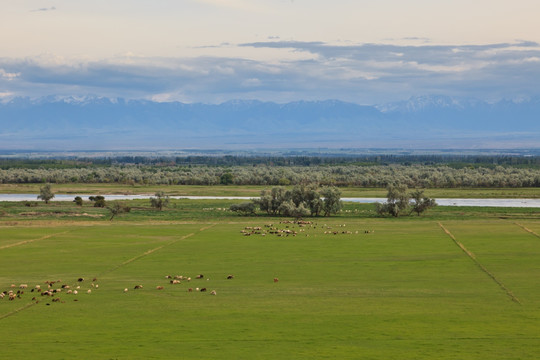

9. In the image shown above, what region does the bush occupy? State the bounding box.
[229,202,256,215]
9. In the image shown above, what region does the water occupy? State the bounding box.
[2,194,540,207]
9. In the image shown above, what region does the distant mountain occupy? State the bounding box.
[0,96,539,150]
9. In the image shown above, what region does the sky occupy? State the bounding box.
[1,0,540,104]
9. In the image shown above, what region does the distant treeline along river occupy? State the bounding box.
[1,194,540,208]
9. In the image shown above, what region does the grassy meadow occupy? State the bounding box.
[1,195,539,359]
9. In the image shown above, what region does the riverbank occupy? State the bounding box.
[2,194,540,208]
[0,184,538,199]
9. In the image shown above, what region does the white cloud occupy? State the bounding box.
[1,40,539,104]
[0,69,20,80]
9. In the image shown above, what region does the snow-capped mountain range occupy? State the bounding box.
[0,95,538,150]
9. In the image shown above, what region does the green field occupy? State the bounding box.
[1,200,540,359]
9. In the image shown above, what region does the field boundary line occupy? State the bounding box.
[99,224,216,276]
[0,231,71,250]
[514,222,540,239]
[0,302,37,321]
[438,222,521,305]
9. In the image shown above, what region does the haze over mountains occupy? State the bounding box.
[0,95,539,150]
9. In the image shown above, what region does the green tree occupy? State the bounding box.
[375,184,410,217]
[220,172,234,185]
[150,191,170,211]
[37,184,54,204]
[253,187,287,215]
[409,189,437,216]
[89,195,106,208]
[73,196,83,206]
[108,202,131,221]
[320,186,343,216]
[229,202,256,215]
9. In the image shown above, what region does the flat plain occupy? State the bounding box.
[1,198,539,359]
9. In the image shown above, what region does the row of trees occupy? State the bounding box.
[38,183,434,218]
[6,164,540,187]
[375,185,437,217]
[230,185,343,217]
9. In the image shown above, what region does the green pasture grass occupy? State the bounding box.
[1,183,539,198]
[1,217,540,359]
[1,198,539,225]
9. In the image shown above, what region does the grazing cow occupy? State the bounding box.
[156,286,164,290]
[134,285,143,289]
[78,278,84,282]
[200,288,207,292]
[196,274,204,279]
[227,275,234,279]
[87,289,92,294]
[210,290,216,295]
[0,293,4,299]
[93,278,98,282]
[19,284,28,289]
[188,288,193,292]
[73,290,78,295]
[52,298,60,302]
[273,278,279,283]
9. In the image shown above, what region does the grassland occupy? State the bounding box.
[1,183,539,198]
[1,199,539,359]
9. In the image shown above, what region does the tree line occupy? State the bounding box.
[1,164,539,188]
[3,154,539,167]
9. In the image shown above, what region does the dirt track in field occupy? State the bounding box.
[515,223,540,239]
[0,231,71,250]
[438,222,521,305]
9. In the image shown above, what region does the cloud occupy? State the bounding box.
[1,40,539,104]
[0,69,20,80]
[30,6,56,12]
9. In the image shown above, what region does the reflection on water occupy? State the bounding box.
[1,194,539,207]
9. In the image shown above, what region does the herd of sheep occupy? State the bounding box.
[0,274,250,306]
[240,220,374,237]
[1,277,97,305]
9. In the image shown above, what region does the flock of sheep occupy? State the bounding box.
[125,274,224,295]
[1,277,97,305]
[240,220,374,237]
[0,274,226,305]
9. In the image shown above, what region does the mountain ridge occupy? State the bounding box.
[1,95,539,150]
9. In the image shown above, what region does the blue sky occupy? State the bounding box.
[1,0,540,104]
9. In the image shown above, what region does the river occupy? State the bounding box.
[1,194,539,207]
